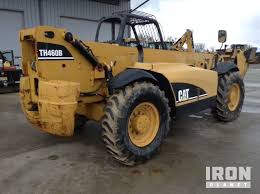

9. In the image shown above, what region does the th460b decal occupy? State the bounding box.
[39,49,63,57]
[37,42,74,60]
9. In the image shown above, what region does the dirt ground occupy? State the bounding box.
[0,66,260,194]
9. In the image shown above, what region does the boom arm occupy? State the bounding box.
[172,29,194,52]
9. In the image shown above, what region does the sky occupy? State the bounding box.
[131,0,260,49]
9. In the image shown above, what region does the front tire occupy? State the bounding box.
[212,71,245,121]
[101,82,170,166]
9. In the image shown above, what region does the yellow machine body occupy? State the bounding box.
[19,26,249,136]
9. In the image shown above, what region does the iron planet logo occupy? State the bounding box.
[206,166,252,189]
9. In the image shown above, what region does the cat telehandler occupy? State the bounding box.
[19,1,256,165]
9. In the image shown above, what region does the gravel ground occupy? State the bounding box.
[0,67,259,194]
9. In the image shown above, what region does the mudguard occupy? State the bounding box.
[110,69,157,89]
[215,62,239,74]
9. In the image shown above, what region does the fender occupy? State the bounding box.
[215,62,239,74]
[110,68,177,117]
[109,69,157,89]
[148,71,176,117]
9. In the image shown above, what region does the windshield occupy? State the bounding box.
[131,23,162,48]
[95,15,165,49]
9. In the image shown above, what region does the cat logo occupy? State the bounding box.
[178,89,190,102]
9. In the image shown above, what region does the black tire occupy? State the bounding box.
[212,71,245,122]
[101,82,170,166]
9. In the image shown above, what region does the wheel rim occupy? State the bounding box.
[128,102,160,147]
[228,83,241,111]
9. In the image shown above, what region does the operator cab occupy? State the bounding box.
[95,10,167,50]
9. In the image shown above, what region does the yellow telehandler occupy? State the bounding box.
[19,5,256,165]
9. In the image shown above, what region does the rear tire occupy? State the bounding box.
[101,82,170,166]
[212,71,245,121]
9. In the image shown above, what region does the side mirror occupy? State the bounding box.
[218,30,227,43]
